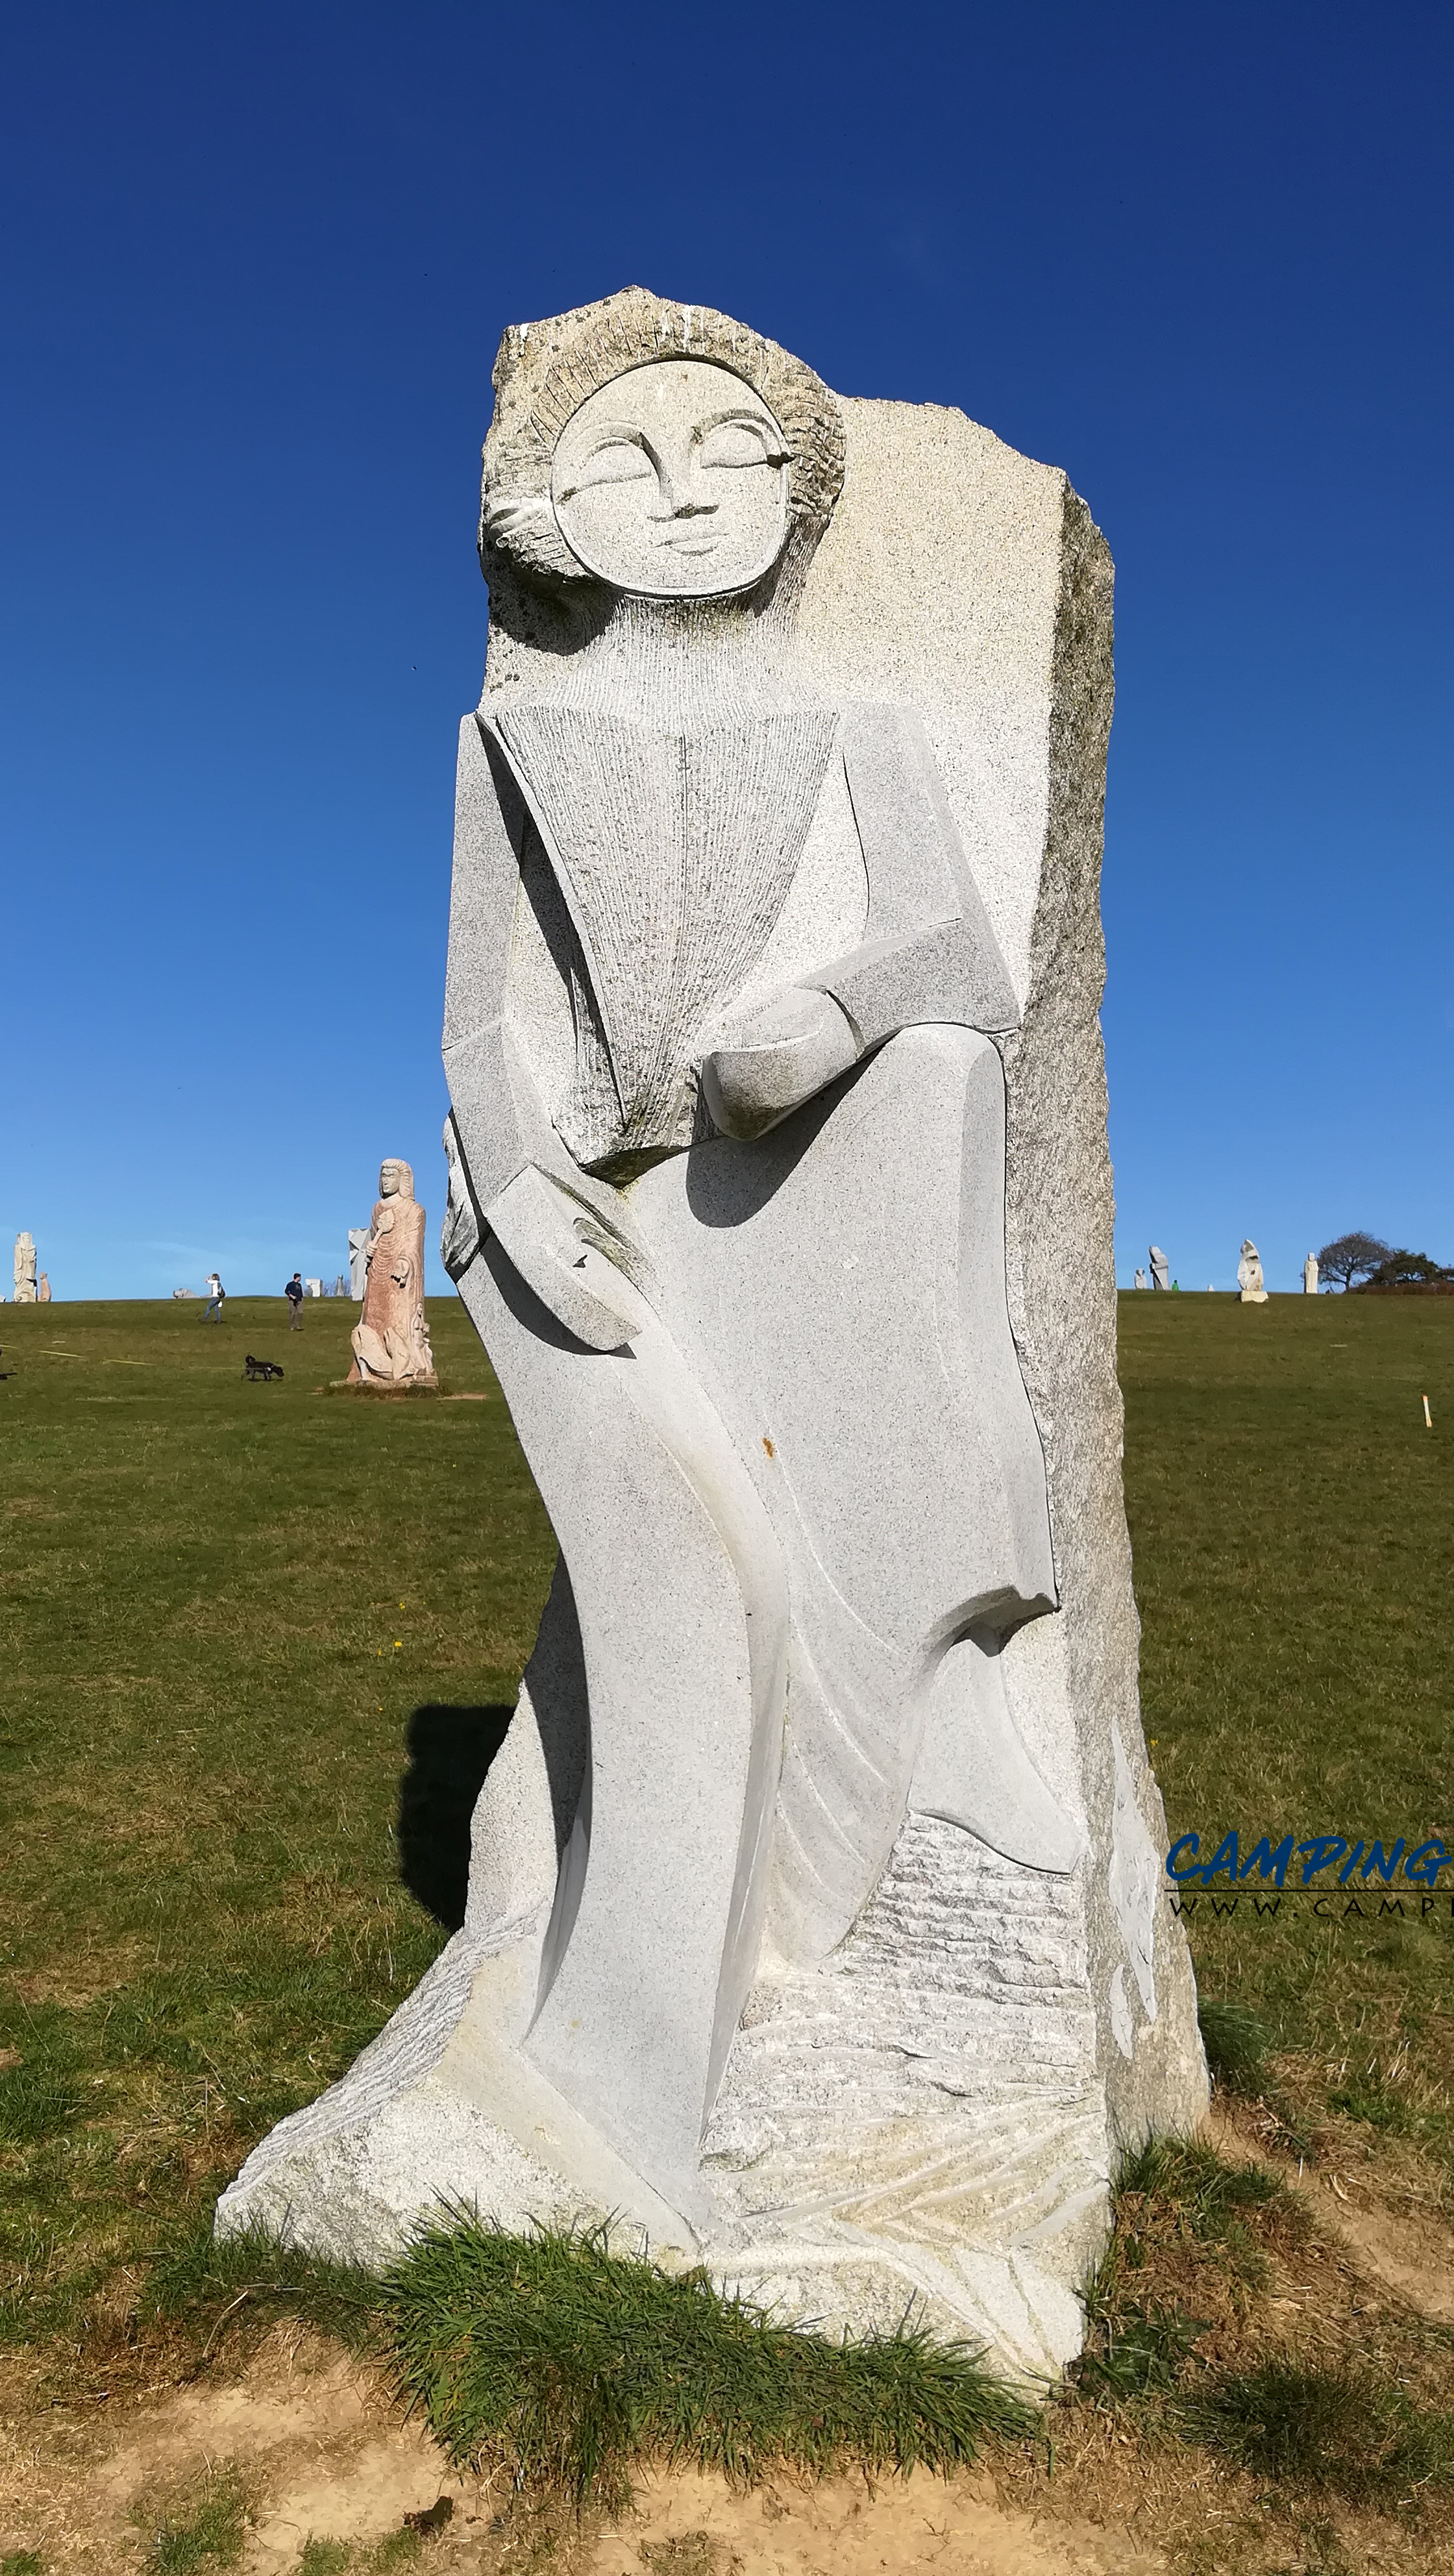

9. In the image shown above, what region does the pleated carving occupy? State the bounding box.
[513,819,624,1169]
[494,707,839,1163]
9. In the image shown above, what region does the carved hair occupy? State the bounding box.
[480,287,845,590]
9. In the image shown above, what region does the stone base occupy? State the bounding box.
[334,1374,440,1394]
[217,1822,1114,2382]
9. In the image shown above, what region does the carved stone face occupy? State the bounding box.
[379,1160,408,1199]
[550,359,793,599]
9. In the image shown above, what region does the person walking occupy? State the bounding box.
[204,1271,225,1321]
[285,1271,305,1330]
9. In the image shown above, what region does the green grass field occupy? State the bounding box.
[1124,1289,1454,2161]
[0,1294,552,2357]
[1,1286,1451,2375]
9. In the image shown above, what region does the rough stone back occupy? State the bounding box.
[1004,488,1205,2144]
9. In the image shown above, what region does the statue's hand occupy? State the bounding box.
[703,988,860,1141]
[486,1166,650,1352]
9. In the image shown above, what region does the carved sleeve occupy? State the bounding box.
[441,714,654,1341]
[803,706,1019,1043]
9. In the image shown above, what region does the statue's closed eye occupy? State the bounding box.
[560,438,653,497]
[698,417,790,472]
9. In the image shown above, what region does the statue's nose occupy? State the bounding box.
[651,451,718,519]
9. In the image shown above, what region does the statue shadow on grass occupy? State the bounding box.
[396,1702,514,1929]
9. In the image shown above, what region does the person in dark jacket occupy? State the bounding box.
[285,1272,305,1329]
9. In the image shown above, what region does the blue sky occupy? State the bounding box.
[2,2,1449,1298]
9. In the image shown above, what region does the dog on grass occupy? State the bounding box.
[243,1355,284,1382]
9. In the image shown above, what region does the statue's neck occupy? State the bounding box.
[520,534,818,721]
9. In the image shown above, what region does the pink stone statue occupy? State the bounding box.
[347,1160,436,1385]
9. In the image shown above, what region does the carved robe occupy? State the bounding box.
[441,684,1073,2205]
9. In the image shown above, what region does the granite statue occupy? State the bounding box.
[1148,1245,1170,1292]
[1133,1267,1148,1290]
[347,1228,370,1300]
[347,1162,436,1384]
[37,1272,51,1303]
[220,288,1207,2375]
[1303,1252,1318,1294]
[1238,1239,1268,1304]
[12,1235,36,1304]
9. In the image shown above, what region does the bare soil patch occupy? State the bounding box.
[0,2327,1163,2573]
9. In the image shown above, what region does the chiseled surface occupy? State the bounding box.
[704,1817,1105,2371]
[219,290,1207,2372]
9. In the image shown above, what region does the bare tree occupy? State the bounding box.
[1315,1232,1390,1291]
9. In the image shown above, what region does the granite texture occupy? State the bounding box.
[219,289,1207,2370]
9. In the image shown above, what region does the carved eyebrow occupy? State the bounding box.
[576,417,653,451]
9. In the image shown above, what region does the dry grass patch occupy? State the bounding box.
[987,2131,1454,2571]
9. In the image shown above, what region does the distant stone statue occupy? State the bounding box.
[1133,1267,1149,1290]
[37,1273,51,1303]
[347,1162,436,1384]
[1149,1245,1170,1291]
[1303,1252,1318,1295]
[347,1228,370,1300]
[12,1234,37,1304]
[1238,1239,1268,1304]
[221,286,1205,2376]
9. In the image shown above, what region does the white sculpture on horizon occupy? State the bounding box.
[1303,1252,1319,1294]
[1238,1239,1268,1303]
[1148,1244,1170,1291]
[12,1234,37,1304]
